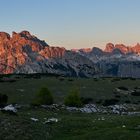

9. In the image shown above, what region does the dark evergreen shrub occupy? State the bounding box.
[32,87,53,105]
[131,91,140,96]
[64,88,82,107]
[0,94,8,107]
[102,98,119,106]
[80,97,93,104]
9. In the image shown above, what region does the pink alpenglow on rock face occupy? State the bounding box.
[1,30,140,77]
[104,43,115,52]
[104,43,140,54]
[0,31,66,74]
[72,43,140,54]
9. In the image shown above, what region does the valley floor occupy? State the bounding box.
[0,75,140,140]
[1,107,140,140]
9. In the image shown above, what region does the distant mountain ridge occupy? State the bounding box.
[72,42,140,54]
[0,30,140,77]
[104,43,140,54]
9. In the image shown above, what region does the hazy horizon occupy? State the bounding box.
[1,0,140,49]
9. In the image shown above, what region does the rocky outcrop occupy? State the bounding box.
[104,43,140,54]
[104,43,115,52]
[39,47,66,59]
[0,31,66,74]
[131,43,140,54]
[0,31,98,76]
[71,43,140,78]
[72,43,140,55]
[1,31,140,77]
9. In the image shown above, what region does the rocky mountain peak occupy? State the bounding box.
[105,43,130,54]
[12,30,37,41]
[19,30,31,37]
[104,43,115,52]
[91,47,104,55]
[104,43,140,54]
[0,31,67,74]
[12,31,17,37]
[79,48,92,53]
[131,43,140,54]
[135,43,140,47]
[1,30,140,77]
[111,48,124,55]
[0,32,11,41]
[114,44,128,53]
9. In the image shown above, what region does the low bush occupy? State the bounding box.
[115,95,121,98]
[134,87,140,90]
[64,88,83,107]
[125,100,131,104]
[96,99,103,104]
[68,79,74,82]
[32,87,53,106]
[59,78,65,81]
[0,94,8,107]
[131,91,140,96]
[111,78,121,82]
[117,86,128,91]
[102,98,119,106]
[80,97,93,104]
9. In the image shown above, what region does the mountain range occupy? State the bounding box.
[0,31,140,77]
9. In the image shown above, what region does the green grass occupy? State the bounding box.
[0,77,140,104]
[0,107,140,140]
[0,76,140,140]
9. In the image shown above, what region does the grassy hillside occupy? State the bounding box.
[0,108,140,140]
[0,76,140,140]
[0,76,140,104]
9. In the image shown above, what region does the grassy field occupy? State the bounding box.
[0,76,140,140]
[0,76,140,104]
[0,108,140,140]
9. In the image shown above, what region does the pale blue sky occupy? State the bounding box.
[0,0,140,49]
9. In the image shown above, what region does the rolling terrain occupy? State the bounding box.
[0,31,140,139]
[0,75,140,140]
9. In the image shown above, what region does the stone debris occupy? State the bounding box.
[65,104,140,115]
[134,125,140,130]
[44,118,58,124]
[97,117,105,121]
[128,112,140,116]
[108,104,127,114]
[14,104,22,109]
[3,103,138,116]
[101,117,105,121]
[66,104,99,113]
[30,118,39,122]
[122,125,126,128]
[80,108,93,113]
[41,104,60,110]
[17,89,24,92]
[81,104,99,113]
[2,104,17,113]
[66,104,106,114]
[66,107,79,112]
[115,88,131,95]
